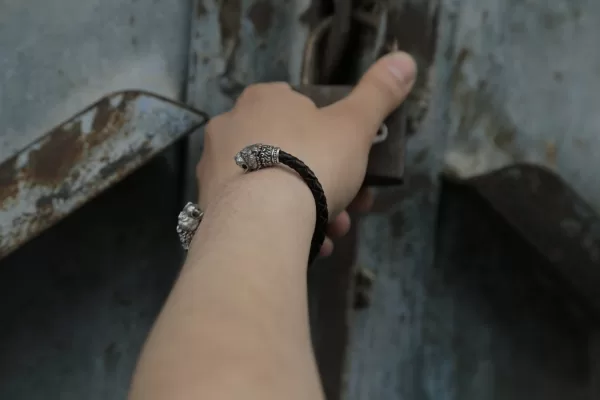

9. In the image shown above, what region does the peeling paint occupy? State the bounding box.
[0,91,208,259]
[27,122,84,186]
[0,158,19,206]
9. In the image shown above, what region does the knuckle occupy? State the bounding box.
[238,82,291,103]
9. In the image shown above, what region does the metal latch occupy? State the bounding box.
[293,8,407,186]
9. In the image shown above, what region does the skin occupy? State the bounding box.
[129,51,416,400]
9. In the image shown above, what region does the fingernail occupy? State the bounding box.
[387,52,417,85]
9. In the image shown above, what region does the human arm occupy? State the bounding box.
[128,52,416,400]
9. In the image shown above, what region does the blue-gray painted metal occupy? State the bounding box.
[0,1,315,399]
[184,0,312,200]
[444,0,600,211]
[0,91,208,259]
[3,0,600,399]
[0,0,192,163]
[344,0,600,399]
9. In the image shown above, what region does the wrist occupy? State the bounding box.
[212,168,316,226]
[187,168,316,266]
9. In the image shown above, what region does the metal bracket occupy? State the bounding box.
[0,91,208,259]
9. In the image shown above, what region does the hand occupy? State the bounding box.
[196,52,416,257]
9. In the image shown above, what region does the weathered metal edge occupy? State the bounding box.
[0,90,209,259]
[455,163,600,318]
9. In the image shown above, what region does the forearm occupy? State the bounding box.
[129,169,324,400]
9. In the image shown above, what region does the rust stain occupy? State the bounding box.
[0,157,19,206]
[99,140,153,180]
[1,91,207,261]
[196,0,207,18]
[219,0,241,48]
[546,141,557,166]
[91,97,114,133]
[88,92,137,148]
[14,92,137,189]
[27,121,84,186]
[35,182,72,211]
[247,0,274,37]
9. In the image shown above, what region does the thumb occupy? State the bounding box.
[323,51,417,136]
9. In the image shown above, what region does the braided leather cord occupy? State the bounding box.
[279,150,329,265]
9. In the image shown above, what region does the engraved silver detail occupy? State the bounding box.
[234,144,281,172]
[176,202,203,250]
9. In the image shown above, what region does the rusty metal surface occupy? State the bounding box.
[294,85,406,185]
[456,164,600,316]
[0,91,208,259]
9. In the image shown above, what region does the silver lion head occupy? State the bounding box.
[234,145,259,172]
[177,202,202,232]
